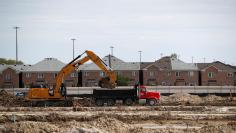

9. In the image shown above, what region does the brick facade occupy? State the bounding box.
[201,65,234,86]
[0,57,235,88]
[0,68,19,88]
[22,71,78,88]
[82,70,139,86]
[143,64,199,86]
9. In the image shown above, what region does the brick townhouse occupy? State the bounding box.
[142,56,199,86]
[80,55,140,86]
[22,58,78,88]
[0,56,235,88]
[0,64,30,88]
[198,61,236,86]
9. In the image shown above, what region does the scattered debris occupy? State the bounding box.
[0,90,28,107]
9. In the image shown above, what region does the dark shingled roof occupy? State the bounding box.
[197,61,236,71]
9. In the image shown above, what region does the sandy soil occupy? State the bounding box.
[0,106,235,133]
[0,90,236,132]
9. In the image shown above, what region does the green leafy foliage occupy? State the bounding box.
[170,53,178,59]
[0,58,24,65]
[116,75,129,86]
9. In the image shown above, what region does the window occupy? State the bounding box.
[161,81,167,86]
[167,72,171,76]
[176,72,180,77]
[208,72,214,78]
[189,71,194,77]
[84,72,88,77]
[5,74,11,80]
[100,72,105,77]
[25,73,31,78]
[149,71,154,77]
[132,71,136,77]
[37,73,44,79]
[54,73,57,78]
[71,73,76,78]
[227,73,233,77]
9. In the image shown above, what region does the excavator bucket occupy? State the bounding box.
[99,77,116,89]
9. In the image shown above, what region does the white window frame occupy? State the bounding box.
[189,71,194,77]
[5,73,11,80]
[132,71,136,77]
[167,72,171,76]
[208,72,214,78]
[176,72,180,77]
[227,73,233,77]
[71,73,76,78]
[54,73,57,78]
[84,72,88,77]
[37,73,44,79]
[100,72,105,77]
[149,71,154,77]
[25,73,31,78]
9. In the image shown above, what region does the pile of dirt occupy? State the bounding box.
[3,121,61,133]
[160,93,235,106]
[72,98,94,107]
[199,124,236,133]
[64,116,132,132]
[0,90,28,107]
[203,95,225,102]
[160,93,203,105]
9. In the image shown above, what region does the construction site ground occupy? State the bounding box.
[0,90,236,133]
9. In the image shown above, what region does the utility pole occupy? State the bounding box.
[71,38,76,59]
[108,46,114,68]
[138,51,142,86]
[13,26,20,65]
[203,57,206,63]
[160,53,163,58]
[110,46,114,56]
[138,51,142,63]
[191,56,194,63]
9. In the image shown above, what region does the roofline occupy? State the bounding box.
[201,65,220,71]
[142,63,162,70]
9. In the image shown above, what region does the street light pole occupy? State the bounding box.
[13,26,20,65]
[138,51,142,63]
[71,38,76,59]
[110,46,114,56]
[138,51,142,86]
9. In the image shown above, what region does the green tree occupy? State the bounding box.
[116,75,129,86]
[0,58,24,65]
[170,53,178,59]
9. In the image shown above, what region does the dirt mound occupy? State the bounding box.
[3,121,61,133]
[203,95,224,102]
[65,116,132,133]
[161,93,202,105]
[0,90,28,107]
[73,98,94,107]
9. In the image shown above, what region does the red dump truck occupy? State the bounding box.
[93,85,161,106]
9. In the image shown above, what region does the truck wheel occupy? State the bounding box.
[95,99,104,106]
[124,98,133,106]
[147,99,157,106]
[107,99,115,106]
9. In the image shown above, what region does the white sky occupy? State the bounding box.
[0,0,236,65]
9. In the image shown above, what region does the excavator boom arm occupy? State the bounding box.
[54,50,116,94]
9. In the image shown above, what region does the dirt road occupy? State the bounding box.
[0,106,235,133]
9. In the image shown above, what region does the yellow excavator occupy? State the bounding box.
[27,50,116,106]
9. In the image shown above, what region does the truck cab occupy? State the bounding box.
[137,85,161,106]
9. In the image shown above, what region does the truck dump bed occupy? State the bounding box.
[93,88,138,100]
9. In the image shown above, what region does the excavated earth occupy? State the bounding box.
[0,90,236,133]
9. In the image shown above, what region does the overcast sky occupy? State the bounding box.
[0,0,235,65]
